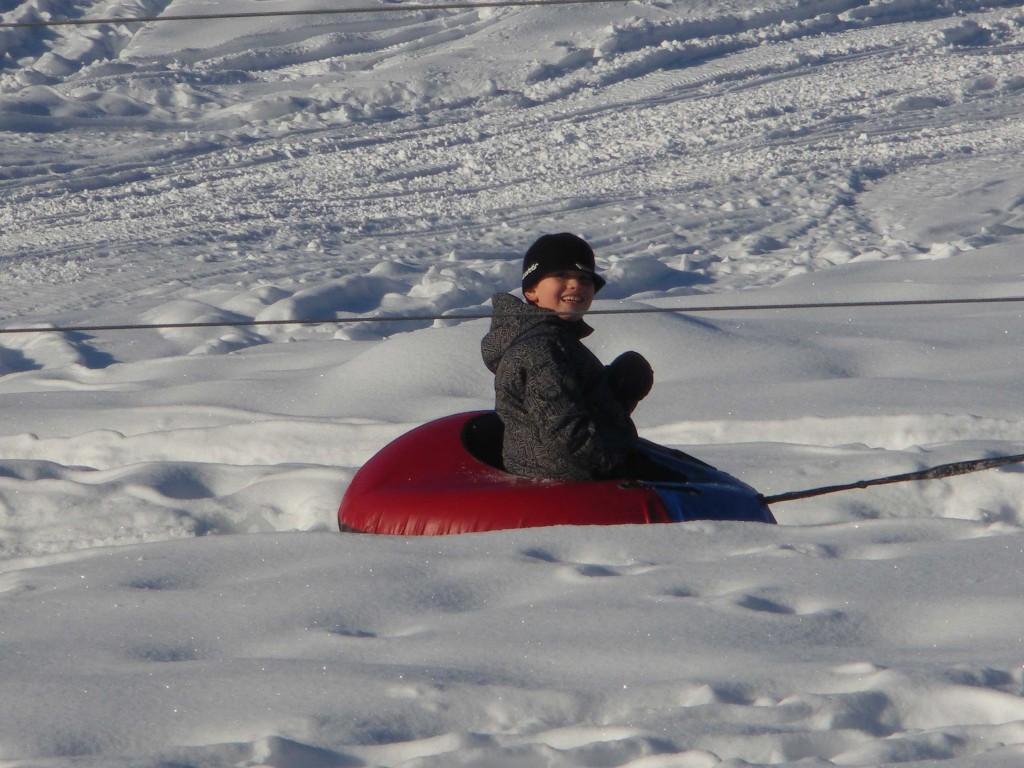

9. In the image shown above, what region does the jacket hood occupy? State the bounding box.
[481,293,592,373]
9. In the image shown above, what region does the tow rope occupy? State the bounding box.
[762,452,1024,505]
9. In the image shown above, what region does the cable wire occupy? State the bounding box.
[761,451,1024,505]
[2,294,1023,336]
[0,0,630,29]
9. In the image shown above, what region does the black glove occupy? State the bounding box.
[606,351,654,412]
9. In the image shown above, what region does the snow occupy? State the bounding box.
[2,0,1024,765]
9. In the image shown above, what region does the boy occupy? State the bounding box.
[481,232,654,481]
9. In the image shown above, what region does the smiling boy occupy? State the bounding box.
[481,233,654,481]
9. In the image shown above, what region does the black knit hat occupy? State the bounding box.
[522,233,606,293]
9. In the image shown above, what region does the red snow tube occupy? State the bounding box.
[338,411,775,535]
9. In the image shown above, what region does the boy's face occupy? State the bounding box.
[524,271,595,320]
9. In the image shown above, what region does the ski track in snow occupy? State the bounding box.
[3,1,1024,309]
[2,1,1024,766]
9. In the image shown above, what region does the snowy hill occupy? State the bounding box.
[2,1,1024,766]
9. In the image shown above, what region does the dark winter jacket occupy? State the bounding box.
[480,293,640,481]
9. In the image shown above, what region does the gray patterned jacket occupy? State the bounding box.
[481,293,639,481]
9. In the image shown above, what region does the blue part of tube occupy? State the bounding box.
[652,484,776,524]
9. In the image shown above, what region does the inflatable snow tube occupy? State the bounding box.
[338,412,775,535]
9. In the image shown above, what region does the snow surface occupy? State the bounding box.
[2,0,1024,765]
